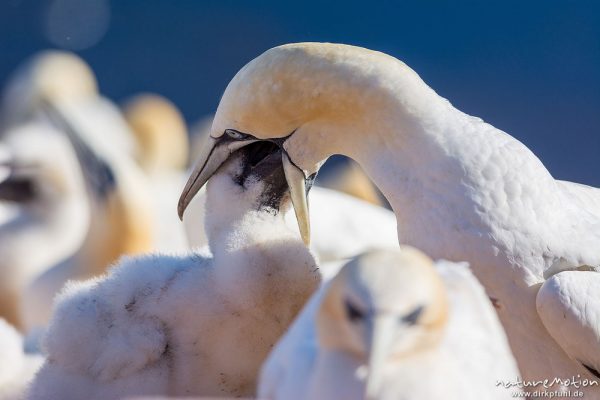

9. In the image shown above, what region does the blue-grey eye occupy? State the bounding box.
[345,299,365,322]
[402,305,424,325]
[225,129,248,140]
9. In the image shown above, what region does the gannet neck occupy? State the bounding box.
[216,43,559,252]
[204,180,291,253]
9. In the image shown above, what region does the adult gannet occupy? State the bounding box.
[28,140,320,399]
[0,124,89,329]
[318,158,384,206]
[0,318,43,400]
[178,43,600,384]
[259,248,520,400]
[22,100,154,333]
[0,50,137,158]
[123,94,189,252]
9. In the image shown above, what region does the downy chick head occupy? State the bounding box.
[317,247,448,399]
[204,140,300,247]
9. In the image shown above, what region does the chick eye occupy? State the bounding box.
[344,299,365,322]
[225,129,249,140]
[401,305,424,325]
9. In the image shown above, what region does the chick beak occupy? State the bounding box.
[282,151,311,246]
[365,316,396,400]
[178,136,256,220]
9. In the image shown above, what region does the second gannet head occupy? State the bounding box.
[317,247,448,399]
[178,43,426,244]
[123,94,189,174]
[1,51,98,126]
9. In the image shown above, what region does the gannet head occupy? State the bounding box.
[179,43,412,244]
[316,247,448,399]
[2,50,98,125]
[123,94,189,174]
[0,124,87,213]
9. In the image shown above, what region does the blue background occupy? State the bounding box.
[1,1,599,185]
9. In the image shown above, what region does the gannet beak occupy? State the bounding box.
[282,151,311,246]
[178,136,257,219]
[365,316,395,400]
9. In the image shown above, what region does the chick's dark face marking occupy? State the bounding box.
[231,140,289,211]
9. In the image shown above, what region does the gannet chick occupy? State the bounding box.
[0,124,89,329]
[28,143,320,399]
[259,248,521,400]
[123,94,190,252]
[0,318,43,400]
[179,42,600,383]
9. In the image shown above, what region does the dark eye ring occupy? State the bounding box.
[344,299,365,322]
[225,129,249,140]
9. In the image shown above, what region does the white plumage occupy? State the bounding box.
[29,150,319,399]
[184,185,398,263]
[0,124,89,329]
[0,318,43,400]
[537,270,600,377]
[194,42,600,383]
[259,248,520,400]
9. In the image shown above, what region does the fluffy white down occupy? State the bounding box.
[259,260,520,400]
[29,160,320,399]
[0,319,43,400]
[184,185,398,262]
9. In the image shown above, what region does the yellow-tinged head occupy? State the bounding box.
[179,43,426,244]
[318,247,448,399]
[123,94,189,174]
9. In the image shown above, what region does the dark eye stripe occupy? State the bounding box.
[402,305,424,325]
[344,299,365,322]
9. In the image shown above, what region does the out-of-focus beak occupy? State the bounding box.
[365,316,396,400]
[178,136,256,220]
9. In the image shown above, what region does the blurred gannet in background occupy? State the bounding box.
[0,50,137,158]
[0,50,155,332]
[22,100,154,333]
[0,318,43,400]
[0,125,89,329]
[318,158,384,207]
[179,42,600,384]
[123,94,189,252]
[29,140,320,399]
[259,248,520,400]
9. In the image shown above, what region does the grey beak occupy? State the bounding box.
[177,136,256,220]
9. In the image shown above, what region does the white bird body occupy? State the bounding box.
[259,248,520,400]
[0,318,43,400]
[0,124,89,328]
[537,271,600,377]
[200,43,600,383]
[29,150,320,399]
